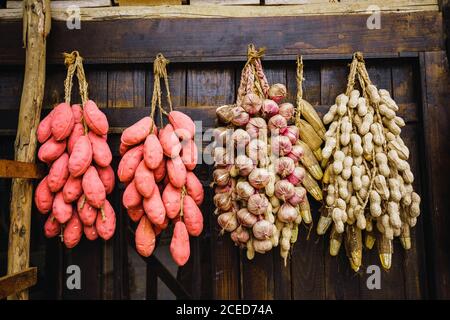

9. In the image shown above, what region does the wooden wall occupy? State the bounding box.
[0,9,449,299]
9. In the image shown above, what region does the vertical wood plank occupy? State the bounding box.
[61,239,103,300]
[0,68,23,110]
[187,65,235,107]
[43,67,66,109]
[187,64,239,299]
[392,61,427,299]
[108,66,146,108]
[85,66,108,109]
[321,61,360,300]
[286,60,321,106]
[419,51,450,299]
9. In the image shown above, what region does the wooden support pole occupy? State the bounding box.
[7,0,50,300]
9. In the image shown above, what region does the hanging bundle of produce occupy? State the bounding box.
[35,51,116,248]
[212,45,323,264]
[318,52,421,271]
[118,54,204,266]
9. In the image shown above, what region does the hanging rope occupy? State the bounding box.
[295,55,304,126]
[149,53,174,130]
[63,51,90,134]
[63,51,77,105]
[345,52,361,96]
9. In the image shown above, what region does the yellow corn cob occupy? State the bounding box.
[297,140,323,180]
[400,223,411,250]
[377,233,393,270]
[247,237,255,260]
[297,119,323,161]
[301,170,323,201]
[321,157,329,169]
[345,225,362,272]
[298,99,326,139]
[365,230,376,250]
[291,223,299,244]
[322,165,332,184]
[329,225,343,256]
[317,207,332,235]
[299,196,312,224]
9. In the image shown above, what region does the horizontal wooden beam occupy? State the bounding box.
[0,11,443,64]
[0,1,439,21]
[0,159,45,179]
[6,0,112,9]
[0,267,37,299]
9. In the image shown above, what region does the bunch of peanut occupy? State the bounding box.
[318,53,421,271]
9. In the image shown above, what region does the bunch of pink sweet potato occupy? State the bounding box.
[34,100,116,248]
[119,110,204,266]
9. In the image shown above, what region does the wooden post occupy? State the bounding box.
[7,0,50,300]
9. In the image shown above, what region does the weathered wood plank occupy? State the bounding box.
[108,67,146,108]
[7,0,50,300]
[0,159,45,179]
[62,239,103,300]
[392,61,427,299]
[0,267,37,299]
[190,0,259,5]
[419,51,450,299]
[291,203,326,299]
[119,0,182,5]
[0,68,23,110]
[0,12,444,64]
[0,1,440,21]
[186,65,239,299]
[241,253,275,300]
[7,0,112,9]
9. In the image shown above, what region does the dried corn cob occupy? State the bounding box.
[301,170,323,201]
[365,230,376,250]
[377,233,393,269]
[400,222,411,250]
[297,99,326,139]
[317,207,332,235]
[345,225,362,272]
[329,225,343,256]
[298,119,323,161]
[299,196,312,224]
[297,140,323,180]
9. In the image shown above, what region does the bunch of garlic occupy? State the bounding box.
[319,58,421,271]
[212,49,324,265]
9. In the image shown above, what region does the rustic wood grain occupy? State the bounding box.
[7,0,50,300]
[0,159,45,179]
[62,238,103,299]
[0,12,444,64]
[186,65,240,299]
[0,1,439,21]
[0,267,37,299]
[392,62,428,299]
[291,202,327,299]
[108,67,146,108]
[0,68,23,109]
[419,51,450,299]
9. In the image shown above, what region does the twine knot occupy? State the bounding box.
[247,44,266,61]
